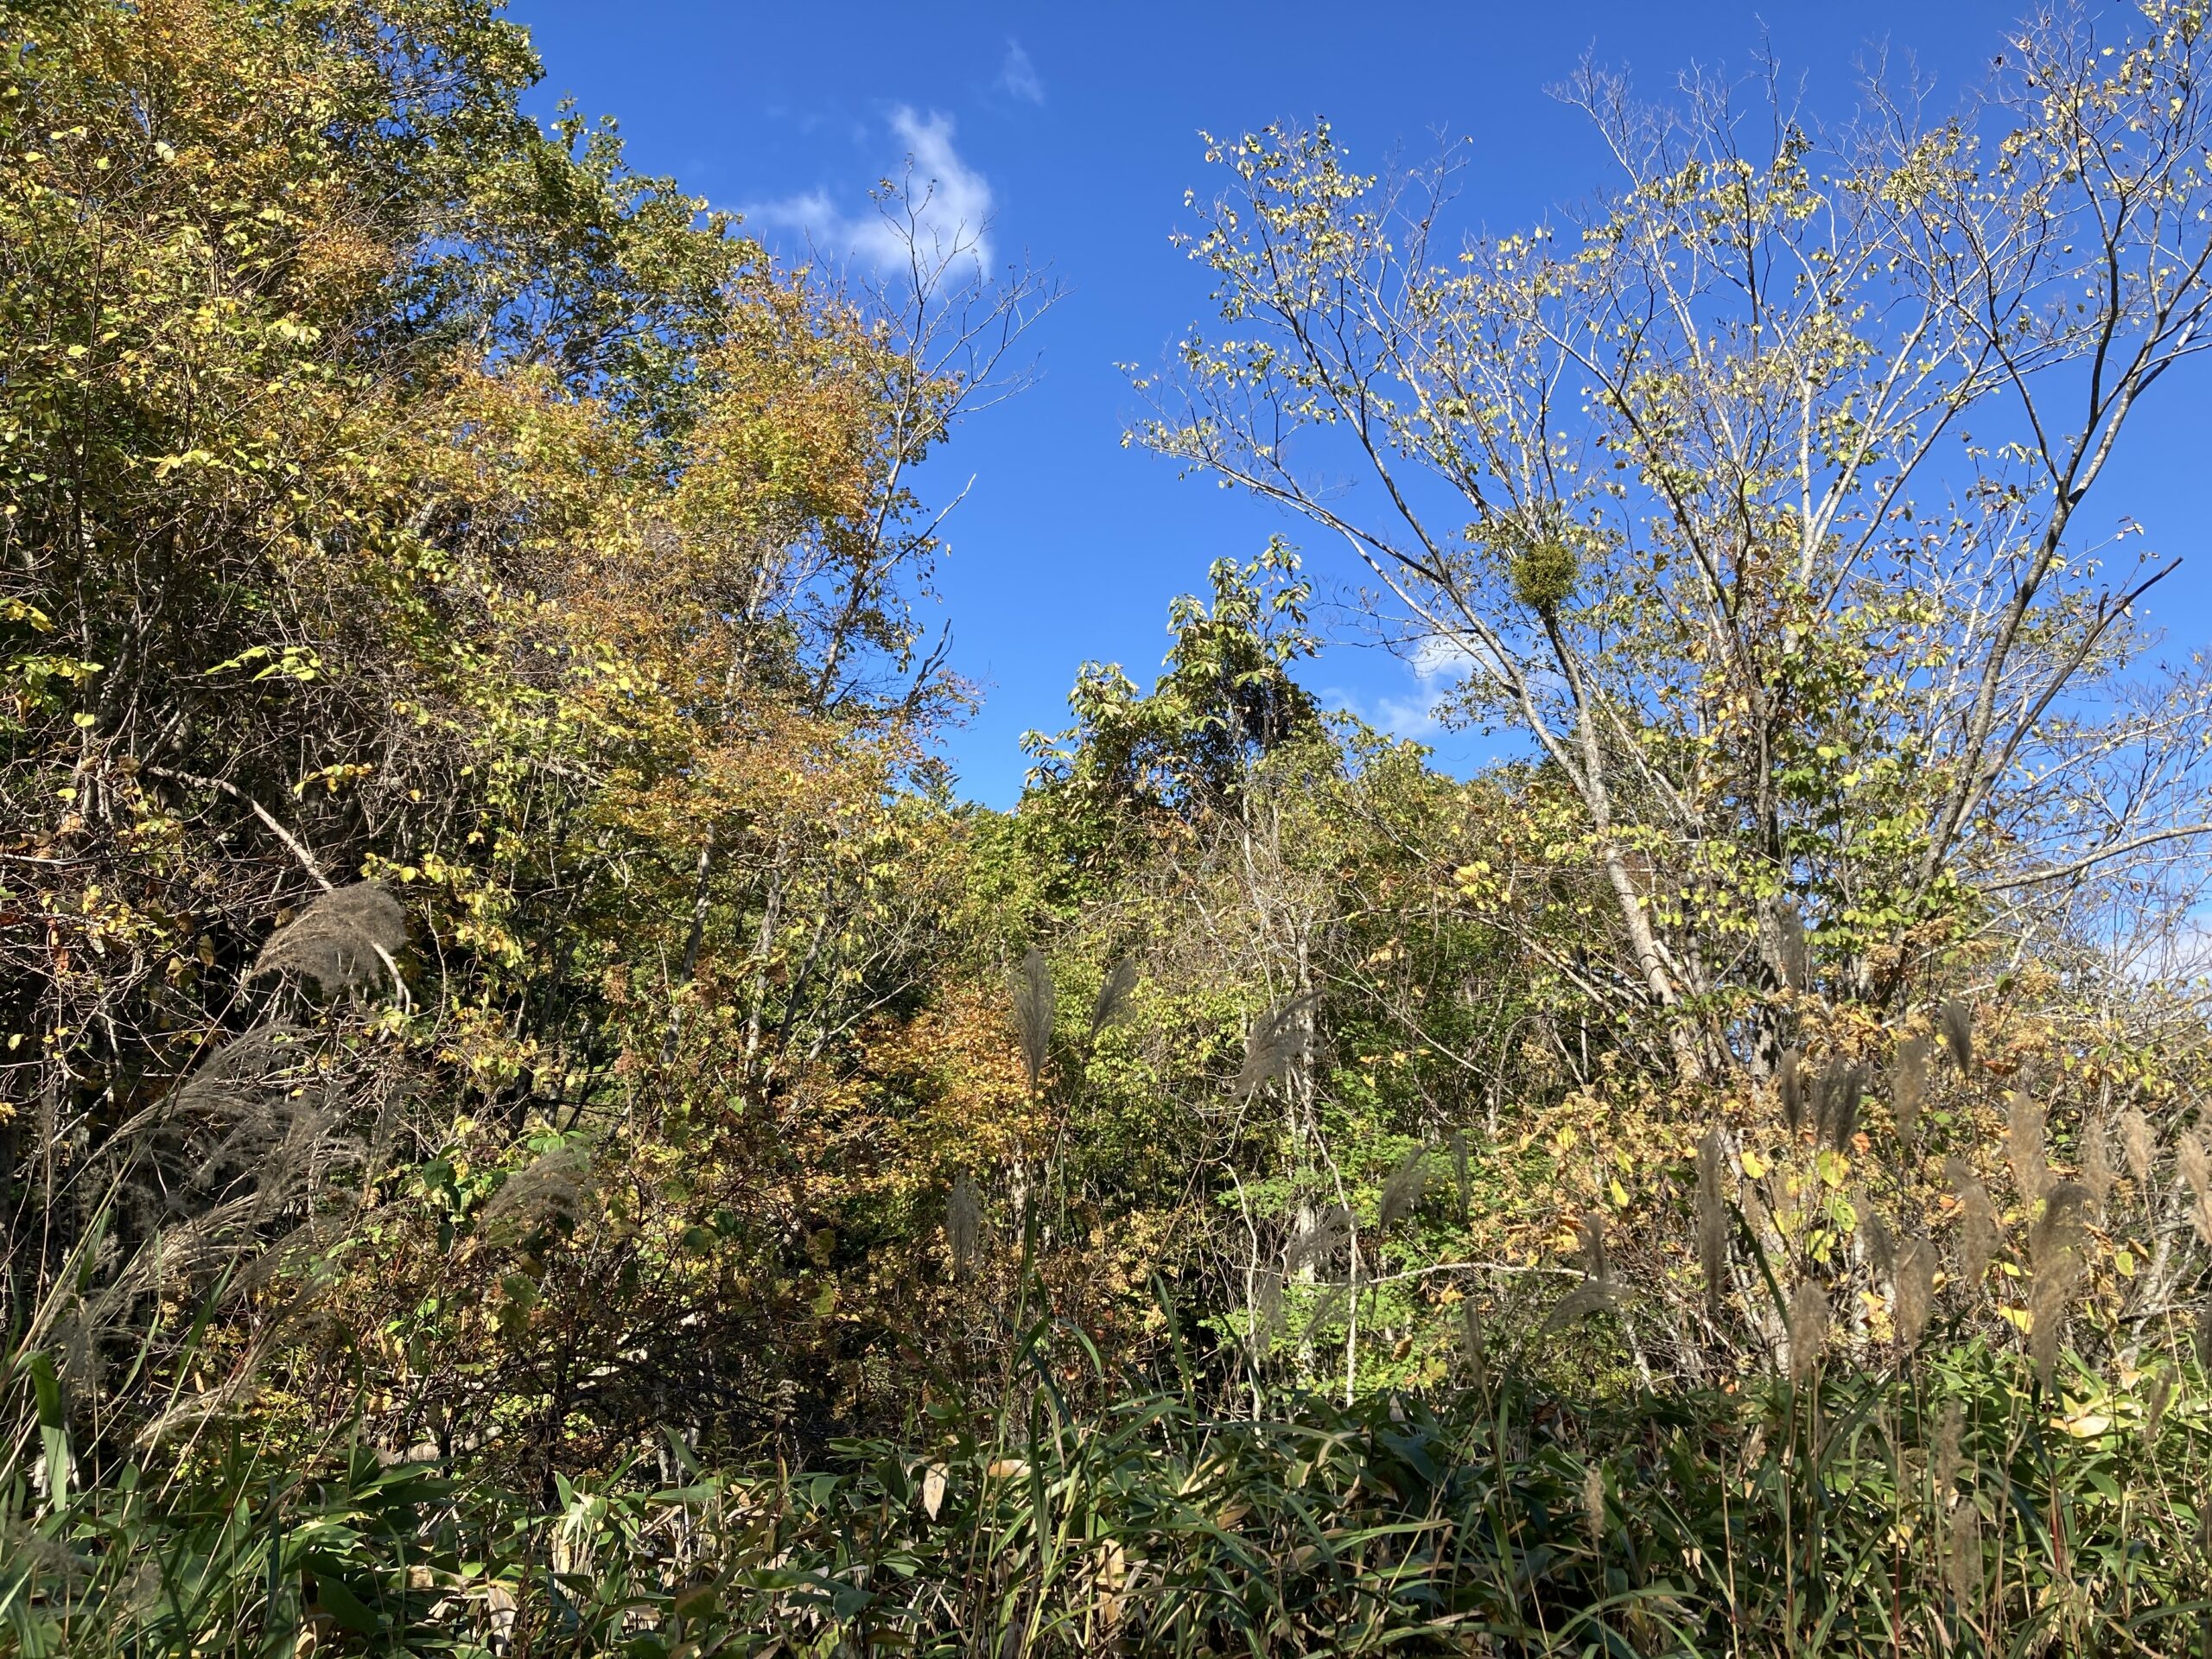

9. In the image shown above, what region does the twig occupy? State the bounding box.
[143,766,334,892]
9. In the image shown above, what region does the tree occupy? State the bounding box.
[1136,2,2212,1075]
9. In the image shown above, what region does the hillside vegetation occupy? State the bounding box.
[5,1,2212,1652]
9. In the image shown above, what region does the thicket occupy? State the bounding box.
[4,0,2212,1653]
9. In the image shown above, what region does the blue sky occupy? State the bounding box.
[511,0,2212,807]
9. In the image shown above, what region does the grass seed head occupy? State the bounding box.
[2027,1181,2089,1386]
[1235,993,1319,1099]
[1895,1235,1936,1349]
[1697,1128,1728,1319]
[1378,1148,1428,1231]
[947,1175,982,1279]
[1012,946,1055,1096]
[1892,1034,1928,1149]
[2082,1117,2115,1214]
[1936,1400,1965,1495]
[1089,955,1139,1038]
[1579,1211,1610,1281]
[1947,1156,2001,1287]
[2180,1132,2212,1244]
[1948,1499,1981,1608]
[1941,997,1974,1075]
[251,881,406,993]
[1582,1462,1606,1553]
[1249,1268,1284,1351]
[1824,1064,1866,1151]
[1458,1299,1490,1393]
[1788,1279,1827,1383]
[2007,1091,2050,1207]
[1859,1201,1896,1279]
[2145,1369,2175,1440]
[2120,1105,2157,1192]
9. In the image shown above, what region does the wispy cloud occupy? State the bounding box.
[750,107,995,272]
[999,38,1045,105]
[1409,632,1478,684]
[1325,633,1479,741]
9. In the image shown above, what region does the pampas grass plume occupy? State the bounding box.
[947,1175,982,1279]
[1012,947,1054,1096]
[2027,1181,2088,1386]
[1941,998,1974,1075]
[1892,1034,1928,1149]
[2007,1091,2050,1207]
[1947,1156,2001,1287]
[2120,1106,2156,1192]
[1235,993,1318,1099]
[1090,955,1139,1037]
[2082,1117,2114,1215]
[1697,1128,1728,1319]
[1894,1235,1936,1349]
[1788,1279,1827,1383]
[2180,1132,2212,1245]
[1778,1047,1804,1134]
[1859,1201,1896,1279]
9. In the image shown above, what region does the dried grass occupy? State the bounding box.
[947,1175,982,1279]
[1894,1235,1936,1348]
[1859,1203,1895,1279]
[251,882,405,993]
[2145,1369,2175,1440]
[2006,1092,2050,1207]
[2120,1106,2156,1192]
[2179,1131,2212,1245]
[1540,1213,1622,1333]
[1821,1064,1865,1152]
[1377,1150,1427,1232]
[1941,998,1974,1075]
[1946,1157,2001,1287]
[1457,1299,1490,1392]
[2027,1181,2089,1386]
[1234,993,1319,1099]
[1695,1128,1727,1319]
[480,1141,593,1243]
[1891,1034,1928,1150]
[1581,1462,1606,1553]
[1787,1279,1827,1383]
[1012,947,1055,1096]
[2081,1117,2114,1215]
[1935,1400,1964,1495]
[1777,1046,1805,1135]
[1090,955,1139,1038]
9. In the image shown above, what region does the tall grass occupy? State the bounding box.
[6,1317,2208,1656]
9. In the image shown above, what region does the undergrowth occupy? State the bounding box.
[6,1325,2209,1656]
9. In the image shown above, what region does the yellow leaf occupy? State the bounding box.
[1740,1149,1769,1179]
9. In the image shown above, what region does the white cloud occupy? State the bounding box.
[1322,633,1481,741]
[1320,684,1442,742]
[1370,694,1443,741]
[999,38,1044,105]
[751,107,995,274]
[1409,632,1478,684]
